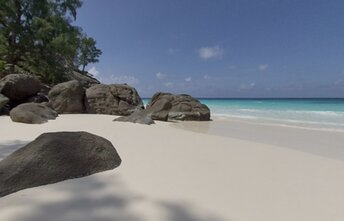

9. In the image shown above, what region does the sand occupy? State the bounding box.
[1,114,344,221]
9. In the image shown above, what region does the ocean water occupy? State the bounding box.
[143,98,344,130]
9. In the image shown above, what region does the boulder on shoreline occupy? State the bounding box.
[85,84,144,116]
[146,92,211,121]
[0,131,122,197]
[9,103,58,124]
[0,74,42,100]
[114,109,155,125]
[48,80,86,113]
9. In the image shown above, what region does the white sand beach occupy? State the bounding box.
[1,114,344,221]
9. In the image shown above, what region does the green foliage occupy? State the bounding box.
[0,60,5,78]
[0,0,102,84]
[78,36,102,72]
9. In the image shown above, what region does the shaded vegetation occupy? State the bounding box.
[0,0,101,84]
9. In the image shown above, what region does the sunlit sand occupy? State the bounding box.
[1,114,344,221]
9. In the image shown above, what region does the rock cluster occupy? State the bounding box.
[0,74,211,124]
[0,132,121,197]
[0,74,48,117]
[46,80,144,116]
[146,92,211,121]
[113,92,211,124]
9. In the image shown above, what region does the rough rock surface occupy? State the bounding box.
[114,109,155,125]
[145,97,172,121]
[48,80,85,113]
[0,93,9,110]
[68,70,100,88]
[85,84,144,116]
[22,93,49,104]
[0,74,42,100]
[0,132,122,197]
[10,103,58,124]
[146,92,211,121]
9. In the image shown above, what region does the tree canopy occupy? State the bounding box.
[0,0,101,84]
[78,36,102,73]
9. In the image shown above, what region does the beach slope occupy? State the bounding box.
[0,114,344,221]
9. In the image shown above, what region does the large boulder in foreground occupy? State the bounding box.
[10,103,58,124]
[0,74,42,100]
[146,92,211,121]
[85,84,144,116]
[48,80,85,113]
[114,109,155,125]
[0,132,121,197]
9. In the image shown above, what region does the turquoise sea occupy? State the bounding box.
[143,98,344,130]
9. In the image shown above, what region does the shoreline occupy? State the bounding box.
[171,116,344,161]
[211,114,344,132]
[210,114,344,132]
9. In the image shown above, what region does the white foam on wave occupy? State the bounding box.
[212,113,259,120]
[211,108,344,131]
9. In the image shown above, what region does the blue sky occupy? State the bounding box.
[75,0,344,98]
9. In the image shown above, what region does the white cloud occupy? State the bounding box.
[240,82,256,90]
[108,74,139,86]
[167,48,179,55]
[203,75,210,80]
[164,82,174,87]
[198,45,224,60]
[156,72,166,80]
[88,66,99,77]
[185,77,192,82]
[203,74,220,80]
[334,80,343,85]
[259,64,269,71]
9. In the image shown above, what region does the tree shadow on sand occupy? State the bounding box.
[0,174,229,221]
[0,174,145,221]
[156,201,229,221]
[0,140,229,221]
